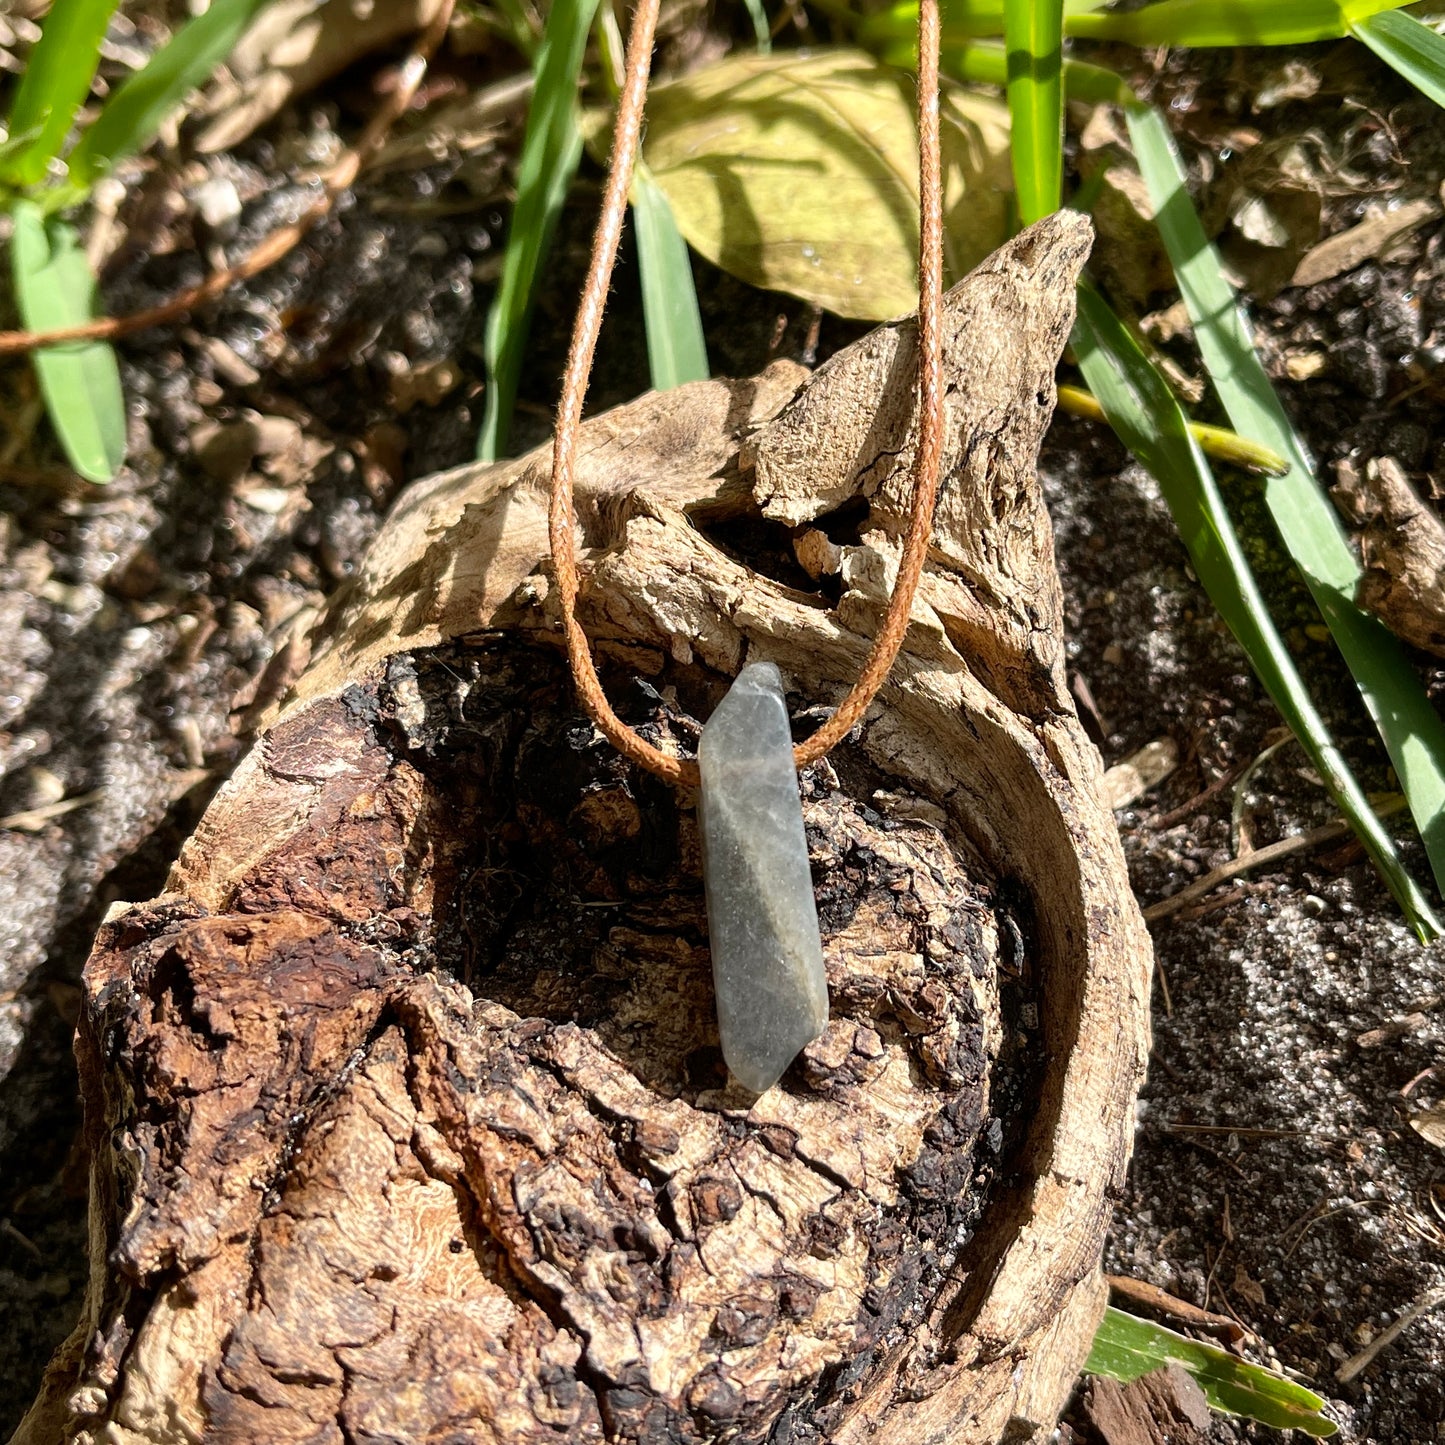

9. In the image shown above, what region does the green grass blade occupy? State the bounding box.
[1065,0,1408,47]
[741,0,773,53]
[478,0,601,461]
[10,200,126,482]
[0,125,44,178]
[1126,102,1445,930]
[632,163,708,390]
[3,0,120,186]
[877,37,1135,107]
[1351,9,1445,109]
[1086,1307,1338,1436]
[859,0,1008,44]
[66,0,273,190]
[1072,278,1441,938]
[591,0,705,388]
[858,0,1106,47]
[1002,0,1064,223]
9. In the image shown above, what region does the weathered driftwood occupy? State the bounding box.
[15,211,1151,1445]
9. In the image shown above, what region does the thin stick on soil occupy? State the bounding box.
[1336,1286,1445,1384]
[1143,796,1407,923]
[1148,752,1253,829]
[1105,1274,1246,1341]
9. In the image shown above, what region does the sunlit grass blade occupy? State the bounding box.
[590,0,706,388]
[1056,384,1287,475]
[858,0,1410,53]
[1126,102,1445,929]
[1066,0,1408,47]
[877,37,1135,108]
[2,0,120,186]
[1351,8,1445,110]
[1002,0,1063,223]
[856,0,1106,47]
[1072,279,1441,938]
[631,164,708,390]
[1087,1307,1338,1437]
[65,0,274,192]
[478,0,601,461]
[11,200,126,483]
[0,125,44,180]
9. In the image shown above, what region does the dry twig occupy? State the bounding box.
[1105,1274,1246,1342]
[0,0,457,358]
[1336,1286,1445,1384]
[1143,797,1407,923]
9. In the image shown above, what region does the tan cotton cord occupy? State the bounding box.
[550,0,946,791]
[0,0,457,357]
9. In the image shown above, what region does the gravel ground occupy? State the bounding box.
[1047,44,1445,1441]
[1045,417,1445,1442]
[3,25,1445,1444]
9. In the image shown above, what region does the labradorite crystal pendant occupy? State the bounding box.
[697,662,828,1092]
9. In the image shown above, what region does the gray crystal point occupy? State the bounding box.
[698,661,828,1093]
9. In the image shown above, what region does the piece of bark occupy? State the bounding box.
[1332,455,1445,657]
[1082,1365,1213,1445]
[14,212,1152,1445]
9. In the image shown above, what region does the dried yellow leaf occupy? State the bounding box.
[643,49,1012,321]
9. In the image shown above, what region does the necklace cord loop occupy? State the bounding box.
[548,0,946,789]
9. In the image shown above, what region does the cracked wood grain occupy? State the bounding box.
[13,212,1151,1445]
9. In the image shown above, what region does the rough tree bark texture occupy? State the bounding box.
[14,211,1152,1445]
